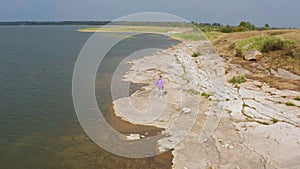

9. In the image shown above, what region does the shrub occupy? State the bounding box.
[238,21,256,30]
[192,51,201,57]
[236,35,297,53]
[228,75,246,84]
[294,97,300,101]
[233,26,248,32]
[201,92,212,98]
[221,25,234,33]
[271,118,279,123]
[262,38,284,52]
[285,101,295,106]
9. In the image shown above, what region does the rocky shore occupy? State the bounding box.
[113,40,300,169]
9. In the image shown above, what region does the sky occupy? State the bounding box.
[0,0,299,28]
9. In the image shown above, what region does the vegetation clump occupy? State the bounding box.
[192,21,259,33]
[285,101,295,106]
[294,97,300,101]
[236,35,297,53]
[187,89,200,95]
[171,32,206,41]
[191,51,201,57]
[201,92,212,98]
[228,75,246,84]
[271,118,279,124]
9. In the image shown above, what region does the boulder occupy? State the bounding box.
[244,49,262,61]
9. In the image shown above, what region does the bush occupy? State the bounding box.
[238,21,256,30]
[236,35,297,53]
[192,51,201,57]
[228,75,246,84]
[294,97,300,101]
[262,38,284,52]
[221,25,234,33]
[233,26,248,32]
[285,101,295,106]
[201,92,212,98]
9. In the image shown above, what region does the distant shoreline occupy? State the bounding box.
[1,21,298,29]
[0,21,110,26]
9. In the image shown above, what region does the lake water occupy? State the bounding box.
[0,26,179,169]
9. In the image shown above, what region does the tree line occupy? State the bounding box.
[192,21,271,33]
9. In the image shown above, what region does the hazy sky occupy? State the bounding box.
[0,0,299,27]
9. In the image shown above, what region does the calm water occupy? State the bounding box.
[0,26,179,169]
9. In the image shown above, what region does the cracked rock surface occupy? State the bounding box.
[113,41,300,169]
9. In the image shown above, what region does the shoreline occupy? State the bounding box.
[112,40,300,168]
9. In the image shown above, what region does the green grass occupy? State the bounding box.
[294,97,300,101]
[236,35,297,52]
[187,89,200,95]
[170,32,207,41]
[191,51,201,57]
[228,75,246,84]
[78,25,207,41]
[285,101,296,106]
[204,31,225,40]
[201,92,212,98]
[78,26,189,33]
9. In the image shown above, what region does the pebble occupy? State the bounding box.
[182,107,191,114]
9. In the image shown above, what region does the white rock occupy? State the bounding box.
[271,68,300,80]
[126,134,140,140]
[182,107,191,114]
[244,49,262,61]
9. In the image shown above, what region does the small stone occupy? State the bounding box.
[229,146,234,149]
[182,107,191,114]
[126,134,140,140]
[140,135,145,138]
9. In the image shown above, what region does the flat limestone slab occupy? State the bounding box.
[113,41,300,169]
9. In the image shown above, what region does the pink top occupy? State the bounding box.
[156,78,164,89]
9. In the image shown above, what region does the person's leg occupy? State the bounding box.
[159,88,164,98]
[155,88,160,98]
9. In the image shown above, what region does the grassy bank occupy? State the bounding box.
[78,26,187,33]
[78,25,209,41]
[213,29,300,91]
